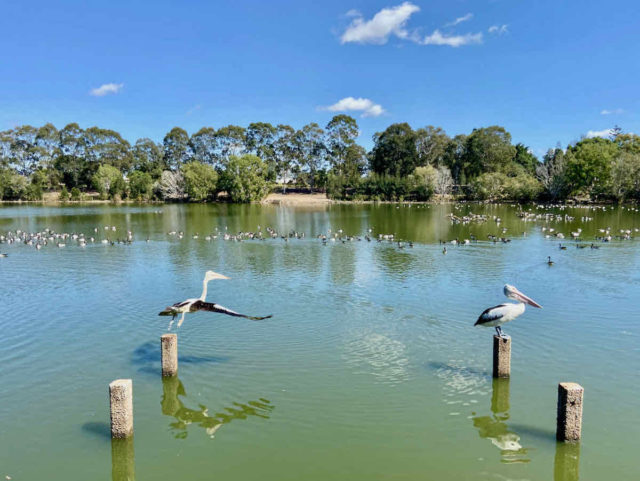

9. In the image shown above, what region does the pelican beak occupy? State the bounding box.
[514,288,542,308]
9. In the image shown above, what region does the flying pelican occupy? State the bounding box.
[159,271,272,329]
[475,285,542,338]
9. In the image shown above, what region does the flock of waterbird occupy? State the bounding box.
[1,203,638,335]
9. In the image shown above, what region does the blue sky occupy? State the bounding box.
[1,0,638,156]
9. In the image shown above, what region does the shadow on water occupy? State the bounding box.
[426,361,491,378]
[161,376,274,439]
[471,378,530,464]
[131,341,230,375]
[81,421,112,440]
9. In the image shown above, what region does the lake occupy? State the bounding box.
[0,202,638,480]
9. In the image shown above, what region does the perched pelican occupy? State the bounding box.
[475,285,542,337]
[159,271,272,329]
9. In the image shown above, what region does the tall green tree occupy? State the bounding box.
[163,127,191,170]
[295,123,326,189]
[565,137,619,196]
[463,126,516,180]
[84,127,132,173]
[326,115,358,176]
[214,125,246,161]
[190,127,219,166]
[415,125,450,167]
[55,123,87,188]
[513,143,538,174]
[219,154,269,203]
[132,138,165,178]
[369,123,418,177]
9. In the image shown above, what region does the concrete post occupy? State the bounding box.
[556,382,584,442]
[493,335,511,378]
[161,334,178,377]
[111,437,135,481]
[109,379,133,438]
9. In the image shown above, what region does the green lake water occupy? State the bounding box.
[0,202,639,480]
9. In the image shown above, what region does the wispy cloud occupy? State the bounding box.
[321,97,386,117]
[345,9,361,18]
[340,2,420,45]
[422,30,483,47]
[445,13,473,27]
[488,25,508,35]
[586,128,614,139]
[601,108,624,115]
[186,104,202,116]
[89,83,124,97]
[340,3,483,48]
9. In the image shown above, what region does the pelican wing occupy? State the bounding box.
[475,304,508,326]
[191,300,272,321]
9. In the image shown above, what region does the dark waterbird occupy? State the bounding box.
[159,271,272,329]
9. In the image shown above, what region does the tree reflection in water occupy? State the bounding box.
[471,378,530,464]
[161,376,274,439]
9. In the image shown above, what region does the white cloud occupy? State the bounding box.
[90,83,124,97]
[322,97,386,117]
[445,13,473,27]
[488,25,508,35]
[601,108,624,115]
[586,128,614,139]
[340,2,420,45]
[422,29,483,47]
[345,9,361,18]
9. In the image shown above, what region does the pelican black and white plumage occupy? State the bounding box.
[159,271,272,329]
[475,284,542,338]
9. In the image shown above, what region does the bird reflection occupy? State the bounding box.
[161,376,274,439]
[471,378,530,463]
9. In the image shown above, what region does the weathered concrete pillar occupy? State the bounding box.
[554,441,581,481]
[109,379,133,438]
[111,437,135,481]
[161,333,178,377]
[556,382,584,442]
[493,335,511,378]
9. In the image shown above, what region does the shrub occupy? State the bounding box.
[219,154,269,203]
[59,186,69,201]
[156,170,186,200]
[128,171,153,200]
[70,187,81,201]
[93,165,123,199]
[182,162,218,201]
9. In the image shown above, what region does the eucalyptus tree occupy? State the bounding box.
[55,123,87,188]
[190,127,219,166]
[325,115,358,177]
[8,125,39,175]
[296,122,326,189]
[83,127,132,173]
[163,127,191,170]
[274,124,296,191]
[246,122,277,179]
[214,125,246,162]
[132,138,165,178]
[415,125,450,167]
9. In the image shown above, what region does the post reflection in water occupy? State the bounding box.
[111,437,135,481]
[472,378,530,464]
[161,376,274,439]
[554,442,581,481]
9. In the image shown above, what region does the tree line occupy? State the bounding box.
[1,117,639,203]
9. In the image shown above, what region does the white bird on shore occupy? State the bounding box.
[475,285,542,338]
[159,271,272,329]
